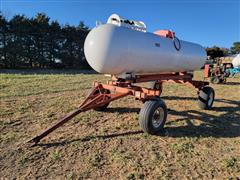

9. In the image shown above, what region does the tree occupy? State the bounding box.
[32,13,51,68]
[231,42,240,54]
[78,21,89,30]
[0,12,90,69]
[48,21,61,67]
[206,46,228,59]
[0,12,8,67]
[60,25,77,67]
[8,14,31,68]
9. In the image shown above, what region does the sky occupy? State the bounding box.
[1,0,239,48]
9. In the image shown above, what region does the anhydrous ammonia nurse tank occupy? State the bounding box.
[84,14,207,76]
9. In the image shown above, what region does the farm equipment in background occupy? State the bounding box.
[227,67,240,77]
[204,56,240,84]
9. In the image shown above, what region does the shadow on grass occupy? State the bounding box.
[162,96,240,106]
[37,130,143,148]
[160,96,240,137]
[165,107,240,138]
[105,107,140,114]
[36,97,240,148]
[0,69,96,75]
[221,81,240,86]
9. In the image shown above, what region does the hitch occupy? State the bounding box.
[27,82,130,146]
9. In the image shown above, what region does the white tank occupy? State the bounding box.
[84,14,207,76]
[232,54,240,67]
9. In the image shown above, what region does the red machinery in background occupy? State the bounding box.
[204,57,234,84]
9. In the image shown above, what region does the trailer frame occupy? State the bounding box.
[27,72,211,146]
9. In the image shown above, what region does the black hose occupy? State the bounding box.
[173,36,181,51]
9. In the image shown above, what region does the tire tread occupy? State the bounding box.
[139,99,167,134]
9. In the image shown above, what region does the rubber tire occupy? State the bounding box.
[219,78,224,83]
[210,77,214,83]
[198,86,215,110]
[212,77,220,84]
[139,99,167,134]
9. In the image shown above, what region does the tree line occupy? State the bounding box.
[0,12,240,69]
[0,12,90,69]
[206,42,240,59]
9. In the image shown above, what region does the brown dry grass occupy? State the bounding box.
[0,70,240,179]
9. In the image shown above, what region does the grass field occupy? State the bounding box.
[0,70,240,179]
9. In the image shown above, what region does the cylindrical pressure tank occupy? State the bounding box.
[232,54,240,67]
[84,14,207,76]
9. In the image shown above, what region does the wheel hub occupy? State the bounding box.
[152,107,164,128]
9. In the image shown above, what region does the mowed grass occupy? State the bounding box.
[0,70,240,179]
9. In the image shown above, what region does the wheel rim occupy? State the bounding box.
[214,78,219,83]
[208,92,214,106]
[152,107,164,128]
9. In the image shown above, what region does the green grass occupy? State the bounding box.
[0,69,239,179]
[51,150,62,161]
[19,153,29,164]
[0,73,100,98]
[223,156,240,168]
[89,153,104,167]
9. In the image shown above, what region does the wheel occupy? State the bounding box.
[222,77,227,83]
[211,76,220,84]
[210,77,214,83]
[87,88,111,111]
[219,76,226,83]
[139,99,167,134]
[198,86,215,110]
